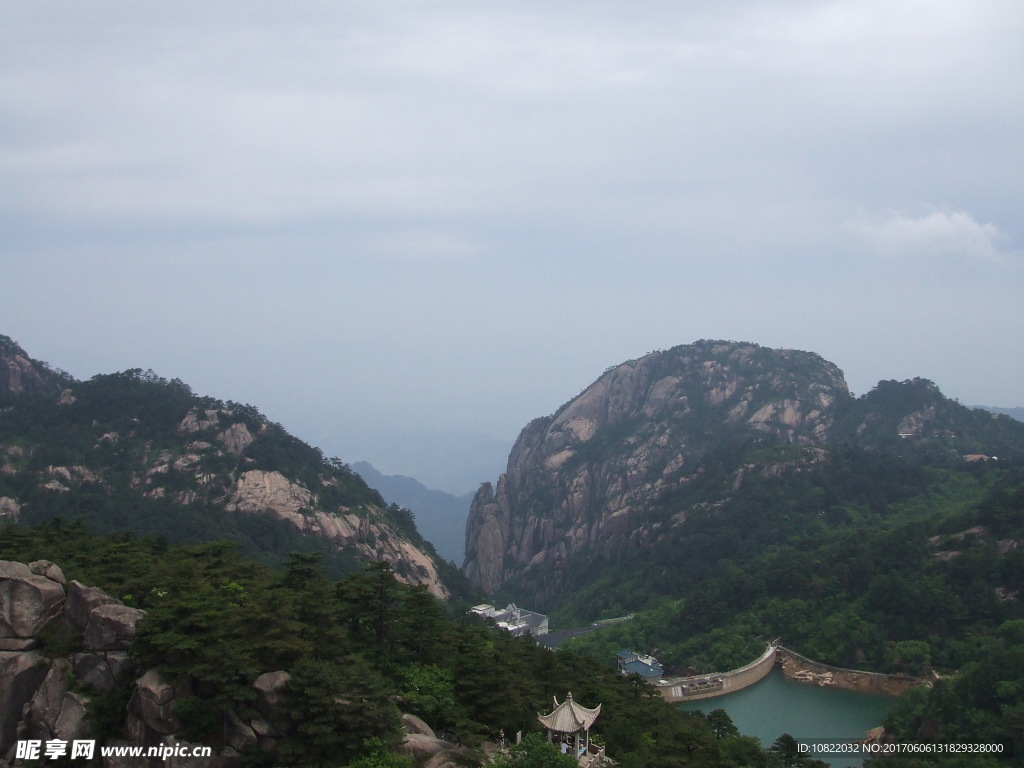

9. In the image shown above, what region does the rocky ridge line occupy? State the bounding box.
[463,341,850,597]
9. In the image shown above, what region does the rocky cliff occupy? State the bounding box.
[0,559,152,763]
[0,337,68,399]
[464,341,849,596]
[463,340,1024,606]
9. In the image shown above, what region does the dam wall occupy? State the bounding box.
[656,644,777,702]
[776,646,923,696]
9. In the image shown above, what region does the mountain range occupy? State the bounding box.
[351,461,473,565]
[464,340,1024,617]
[0,334,467,600]
[4,332,1024,762]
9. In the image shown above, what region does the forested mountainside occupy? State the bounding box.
[460,340,1024,764]
[0,524,827,768]
[464,340,1024,614]
[352,461,472,565]
[0,334,465,598]
[979,405,1024,422]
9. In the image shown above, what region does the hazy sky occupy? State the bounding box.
[3,1,1022,492]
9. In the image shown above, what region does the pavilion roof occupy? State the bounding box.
[537,692,601,733]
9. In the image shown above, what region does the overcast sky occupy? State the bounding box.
[3,1,1022,492]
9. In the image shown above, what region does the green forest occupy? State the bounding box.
[1,521,837,768]
[561,467,1024,766]
[0,362,469,596]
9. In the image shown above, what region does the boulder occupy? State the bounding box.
[65,580,121,632]
[0,560,66,638]
[21,658,71,740]
[84,603,145,651]
[0,637,38,650]
[73,651,132,693]
[29,560,66,585]
[249,717,278,738]
[249,716,282,756]
[402,712,435,737]
[399,733,451,757]
[252,670,291,721]
[223,709,257,753]
[132,668,184,735]
[422,755,462,768]
[0,651,51,754]
[53,691,90,742]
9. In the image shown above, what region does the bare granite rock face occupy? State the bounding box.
[0,349,50,397]
[252,670,292,722]
[464,341,850,598]
[74,651,132,693]
[65,579,122,632]
[0,651,51,753]
[228,470,450,599]
[218,422,256,455]
[131,668,186,736]
[84,603,146,651]
[402,713,435,737]
[19,658,91,744]
[0,561,150,757]
[0,560,66,639]
[178,408,223,434]
[29,561,66,585]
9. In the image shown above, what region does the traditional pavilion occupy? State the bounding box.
[537,692,601,762]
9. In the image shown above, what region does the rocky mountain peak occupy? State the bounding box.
[0,335,456,600]
[0,335,64,398]
[463,341,851,596]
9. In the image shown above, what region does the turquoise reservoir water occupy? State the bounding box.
[679,667,894,766]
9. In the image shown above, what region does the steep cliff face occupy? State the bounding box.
[0,336,67,398]
[464,341,850,596]
[464,342,1024,610]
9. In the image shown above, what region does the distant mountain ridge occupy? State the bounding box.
[352,461,472,564]
[464,340,1024,611]
[978,405,1024,423]
[0,334,462,598]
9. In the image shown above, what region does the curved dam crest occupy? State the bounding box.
[656,644,923,702]
[656,643,778,702]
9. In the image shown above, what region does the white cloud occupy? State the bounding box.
[851,209,1008,263]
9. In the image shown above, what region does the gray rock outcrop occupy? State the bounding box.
[0,343,53,397]
[84,603,145,651]
[0,651,51,753]
[252,670,292,722]
[131,668,186,736]
[464,341,850,599]
[0,560,144,757]
[0,560,66,640]
[19,658,91,744]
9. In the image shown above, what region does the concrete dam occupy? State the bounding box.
[655,643,778,702]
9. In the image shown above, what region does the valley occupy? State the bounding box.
[2,333,1023,767]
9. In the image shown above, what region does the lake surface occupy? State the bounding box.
[679,667,894,766]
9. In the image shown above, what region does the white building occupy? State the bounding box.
[469,603,549,637]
